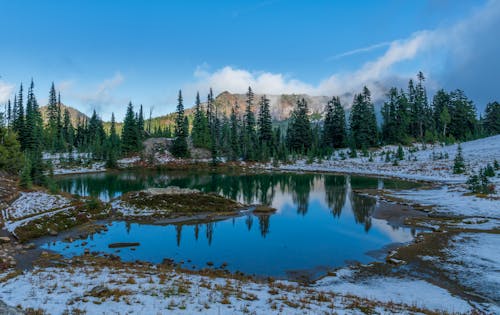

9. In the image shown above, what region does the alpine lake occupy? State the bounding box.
[44,170,422,280]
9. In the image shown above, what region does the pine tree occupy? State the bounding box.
[258,95,273,146]
[350,87,378,149]
[483,101,500,136]
[137,104,145,141]
[171,90,189,158]
[229,104,241,160]
[453,144,466,174]
[287,98,312,153]
[62,109,74,150]
[448,90,477,141]
[243,87,257,160]
[121,102,139,154]
[323,96,346,148]
[106,113,120,168]
[13,85,25,148]
[192,92,210,148]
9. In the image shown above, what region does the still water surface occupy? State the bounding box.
[46,171,419,279]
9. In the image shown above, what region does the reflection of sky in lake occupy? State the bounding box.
[50,171,420,279]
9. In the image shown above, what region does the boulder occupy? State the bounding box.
[0,237,10,244]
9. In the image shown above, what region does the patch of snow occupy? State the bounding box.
[0,264,476,314]
[389,186,499,218]
[316,274,472,314]
[53,162,106,175]
[1,192,74,234]
[441,232,500,311]
[271,135,500,185]
[2,192,70,221]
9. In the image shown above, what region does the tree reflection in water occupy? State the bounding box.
[55,171,412,245]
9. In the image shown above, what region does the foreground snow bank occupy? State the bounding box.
[0,263,474,315]
[442,233,500,311]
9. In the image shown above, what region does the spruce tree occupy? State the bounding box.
[448,90,477,141]
[286,98,312,153]
[243,87,257,160]
[323,96,346,148]
[121,102,139,154]
[229,104,241,160]
[192,92,210,148]
[453,144,466,174]
[484,101,500,136]
[62,109,74,150]
[13,85,25,148]
[258,95,273,146]
[350,87,378,149]
[106,113,120,168]
[137,105,145,141]
[171,90,189,158]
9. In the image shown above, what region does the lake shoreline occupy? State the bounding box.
[1,168,498,313]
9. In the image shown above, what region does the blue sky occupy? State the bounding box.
[0,0,498,120]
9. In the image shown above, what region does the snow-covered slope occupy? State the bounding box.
[276,135,500,184]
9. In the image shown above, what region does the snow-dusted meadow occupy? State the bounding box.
[0,135,498,314]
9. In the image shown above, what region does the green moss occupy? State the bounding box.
[122,192,245,215]
[14,199,110,242]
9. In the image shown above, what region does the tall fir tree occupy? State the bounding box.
[287,98,312,153]
[483,101,500,136]
[323,96,346,148]
[106,113,120,168]
[121,102,139,154]
[229,103,241,160]
[243,87,257,160]
[192,92,210,148]
[171,90,189,158]
[13,84,25,148]
[349,87,378,149]
[258,95,273,145]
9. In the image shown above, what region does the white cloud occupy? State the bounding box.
[188,0,500,108]
[74,72,125,117]
[0,81,14,104]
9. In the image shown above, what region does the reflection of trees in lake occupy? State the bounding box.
[176,224,182,247]
[287,174,315,215]
[194,224,200,241]
[349,192,376,232]
[245,215,253,231]
[324,175,347,217]
[205,222,214,245]
[257,215,270,237]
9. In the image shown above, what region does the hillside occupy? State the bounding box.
[211,91,330,121]
[39,103,89,127]
[44,91,337,133]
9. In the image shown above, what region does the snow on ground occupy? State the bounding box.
[441,232,500,312]
[387,186,500,218]
[0,263,475,315]
[1,192,74,234]
[2,192,70,221]
[274,135,500,184]
[110,199,158,217]
[52,162,106,175]
[315,270,473,314]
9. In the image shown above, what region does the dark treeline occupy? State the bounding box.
[1,72,499,185]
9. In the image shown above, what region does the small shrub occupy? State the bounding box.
[494,159,500,170]
[484,164,495,177]
[396,145,404,160]
[453,144,465,174]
